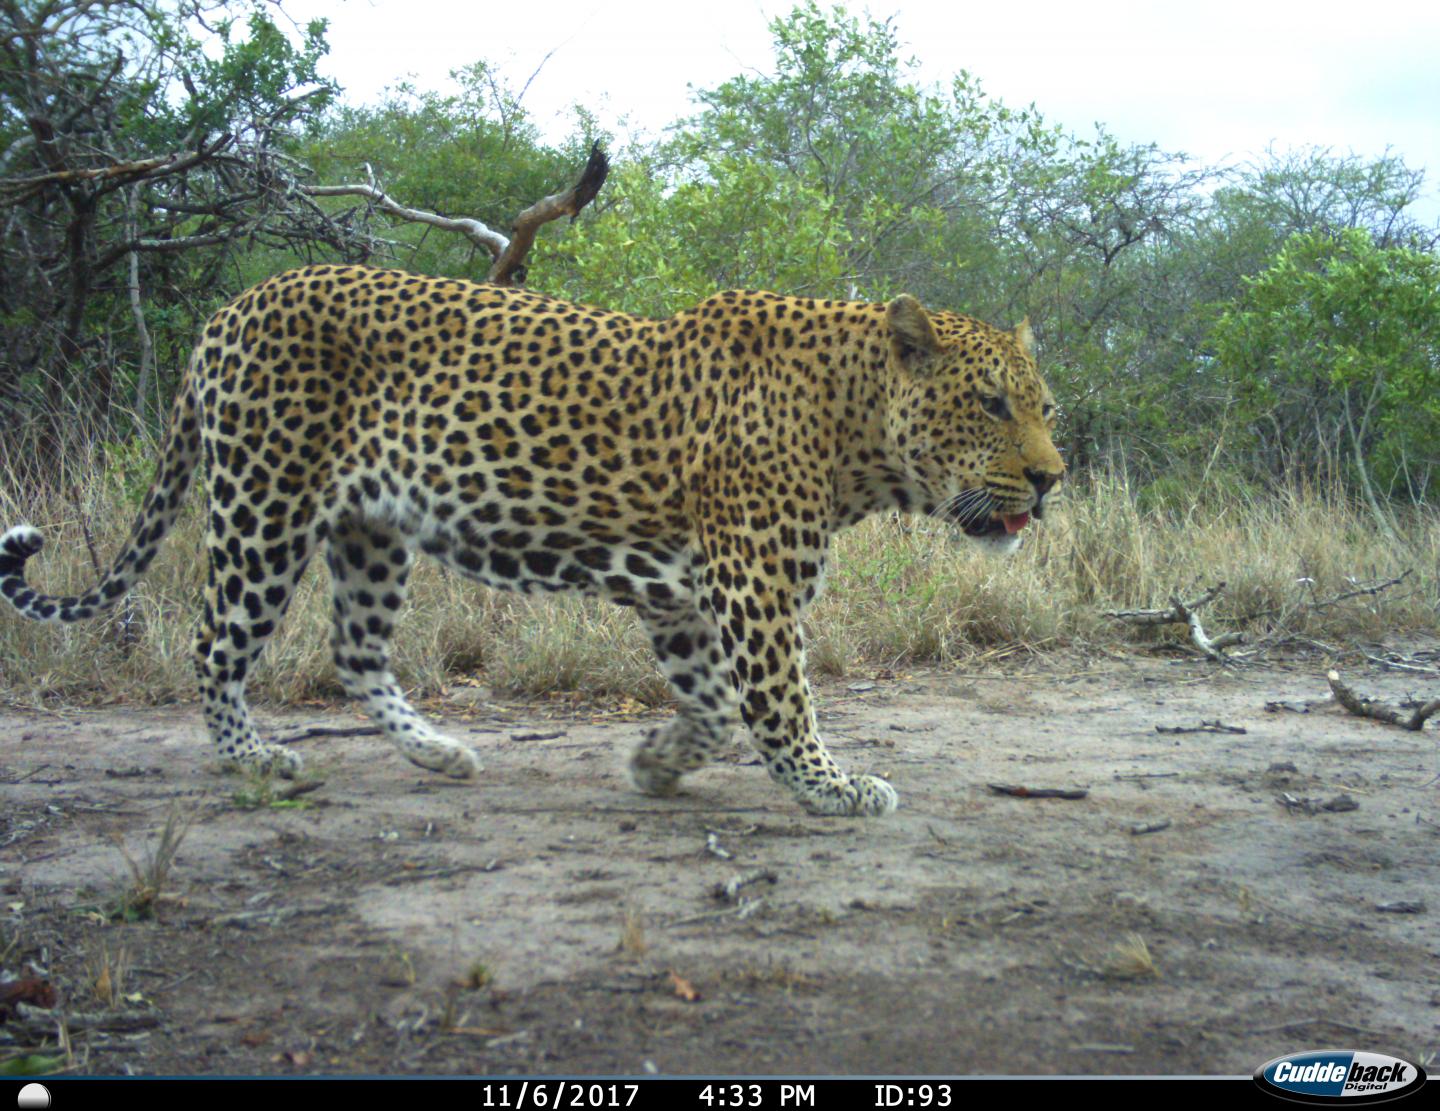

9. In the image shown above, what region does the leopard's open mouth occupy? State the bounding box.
[961,510,1030,539]
[939,487,1042,538]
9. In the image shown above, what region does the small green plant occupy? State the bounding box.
[108,804,193,921]
[384,947,417,987]
[440,959,496,1030]
[230,769,318,811]
[462,961,493,990]
[100,437,160,509]
[0,1054,68,1076]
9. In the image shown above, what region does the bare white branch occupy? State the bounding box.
[300,183,509,259]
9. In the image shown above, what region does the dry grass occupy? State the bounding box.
[1102,932,1160,981]
[85,938,131,1008]
[2,450,1437,713]
[617,907,648,958]
[108,805,193,921]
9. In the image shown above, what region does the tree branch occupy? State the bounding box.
[486,142,609,285]
[299,183,509,258]
[0,137,232,203]
[1327,671,1440,732]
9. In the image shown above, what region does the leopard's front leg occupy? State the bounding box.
[700,554,897,818]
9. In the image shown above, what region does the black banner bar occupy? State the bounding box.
[14,1075,1276,1109]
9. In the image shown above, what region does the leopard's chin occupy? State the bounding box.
[963,528,1024,557]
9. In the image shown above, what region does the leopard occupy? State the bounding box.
[0,265,1063,816]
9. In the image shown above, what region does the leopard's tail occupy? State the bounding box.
[0,360,202,624]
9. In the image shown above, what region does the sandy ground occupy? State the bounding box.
[2,651,1437,1076]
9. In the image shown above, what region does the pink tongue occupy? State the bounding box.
[1002,512,1031,534]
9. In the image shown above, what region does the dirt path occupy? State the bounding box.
[2,654,1436,1075]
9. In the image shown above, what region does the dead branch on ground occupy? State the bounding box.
[1103,584,1227,625]
[712,869,778,903]
[987,783,1089,800]
[1361,646,1440,678]
[1104,583,1242,661]
[1104,572,1414,664]
[1326,670,1440,732]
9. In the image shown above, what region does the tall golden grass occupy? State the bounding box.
[1,448,1436,711]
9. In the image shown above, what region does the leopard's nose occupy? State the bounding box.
[1025,467,1060,497]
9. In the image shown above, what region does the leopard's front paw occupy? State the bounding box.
[799,773,899,817]
[849,773,899,815]
[401,734,483,779]
[230,742,304,779]
[627,749,684,796]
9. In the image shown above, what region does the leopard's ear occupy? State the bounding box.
[887,295,942,377]
[1014,317,1036,358]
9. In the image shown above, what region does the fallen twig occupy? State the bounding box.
[1109,574,1414,665]
[987,783,1089,800]
[275,725,380,744]
[1173,592,1243,661]
[1374,901,1425,914]
[103,766,161,779]
[1246,1018,1383,1037]
[1103,584,1226,625]
[1276,792,1360,815]
[9,1003,160,1035]
[1264,699,1326,714]
[273,779,325,802]
[1327,670,1440,732]
[1129,819,1172,836]
[1362,650,1440,678]
[712,868,778,903]
[1155,721,1247,735]
[1104,583,1242,660]
[666,901,761,928]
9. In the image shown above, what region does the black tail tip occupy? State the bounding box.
[0,525,44,573]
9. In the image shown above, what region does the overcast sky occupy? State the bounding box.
[284,0,1440,224]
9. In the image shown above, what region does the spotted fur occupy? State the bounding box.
[1,265,1063,816]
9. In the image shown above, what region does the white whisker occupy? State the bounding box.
[929,488,993,527]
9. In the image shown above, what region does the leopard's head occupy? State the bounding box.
[884,295,1065,554]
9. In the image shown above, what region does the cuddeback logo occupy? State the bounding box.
[1255,1050,1426,1103]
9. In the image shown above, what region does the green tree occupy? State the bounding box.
[300,62,594,282]
[532,154,851,317]
[1000,127,1212,473]
[1211,228,1440,504]
[672,0,1047,301]
[0,0,342,454]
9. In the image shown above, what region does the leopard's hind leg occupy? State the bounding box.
[325,518,482,778]
[194,508,317,777]
[628,599,740,795]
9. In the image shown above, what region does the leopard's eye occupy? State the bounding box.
[1042,402,1056,420]
[979,393,1011,421]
